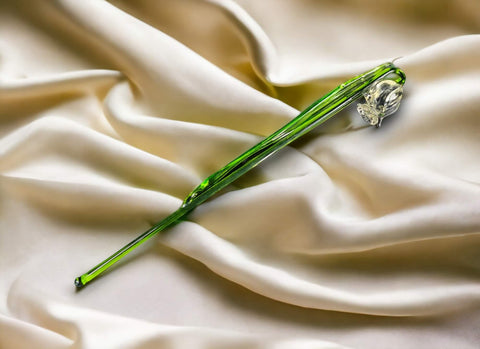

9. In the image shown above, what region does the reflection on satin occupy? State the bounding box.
[1,0,479,348]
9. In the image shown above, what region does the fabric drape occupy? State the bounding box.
[1,0,479,348]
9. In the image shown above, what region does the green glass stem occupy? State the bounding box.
[75,62,406,288]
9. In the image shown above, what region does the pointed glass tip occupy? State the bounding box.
[74,277,84,288]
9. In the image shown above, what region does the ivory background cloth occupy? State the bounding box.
[1,0,480,348]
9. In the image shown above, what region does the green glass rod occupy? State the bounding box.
[75,62,406,288]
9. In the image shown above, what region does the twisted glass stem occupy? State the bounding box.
[75,62,406,288]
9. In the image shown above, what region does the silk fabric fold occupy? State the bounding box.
[1,0,479,348]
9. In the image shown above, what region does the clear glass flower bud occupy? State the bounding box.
[357,79,403,127]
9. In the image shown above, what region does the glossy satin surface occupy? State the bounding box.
[1,0,479,348]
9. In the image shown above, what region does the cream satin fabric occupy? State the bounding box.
[1,0,480,348]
